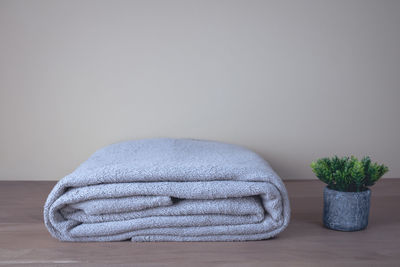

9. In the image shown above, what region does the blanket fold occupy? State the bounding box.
[44,138,290,241]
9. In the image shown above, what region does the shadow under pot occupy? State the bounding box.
[323,186,371,231]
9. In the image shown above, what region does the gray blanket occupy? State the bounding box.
[44,138,290,241]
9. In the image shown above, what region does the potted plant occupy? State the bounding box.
[310,156,388,231]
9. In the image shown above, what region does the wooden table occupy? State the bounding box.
[1,180,399,266]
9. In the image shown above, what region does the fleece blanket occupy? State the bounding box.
[44,138,290,242]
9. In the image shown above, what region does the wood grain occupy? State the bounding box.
[0,180,399,266]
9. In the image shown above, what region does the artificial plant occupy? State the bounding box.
[310,156,388,192]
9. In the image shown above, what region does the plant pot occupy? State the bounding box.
[323,186,371,231]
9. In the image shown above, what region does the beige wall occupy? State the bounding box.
[1,0,399,181]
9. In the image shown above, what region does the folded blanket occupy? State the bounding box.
[44,138,290,242]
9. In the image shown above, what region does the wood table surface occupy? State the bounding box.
[0,179,399,266]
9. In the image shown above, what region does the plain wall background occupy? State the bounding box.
[1,0,399,181]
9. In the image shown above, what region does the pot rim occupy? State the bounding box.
[324,186,371,195]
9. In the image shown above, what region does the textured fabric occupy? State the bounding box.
[44,138,290,242]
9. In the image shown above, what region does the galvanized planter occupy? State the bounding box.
[323,186,371,231]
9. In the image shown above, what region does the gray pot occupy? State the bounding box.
[323,186,371,231]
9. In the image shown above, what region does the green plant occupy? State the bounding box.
[310,156,388,192]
